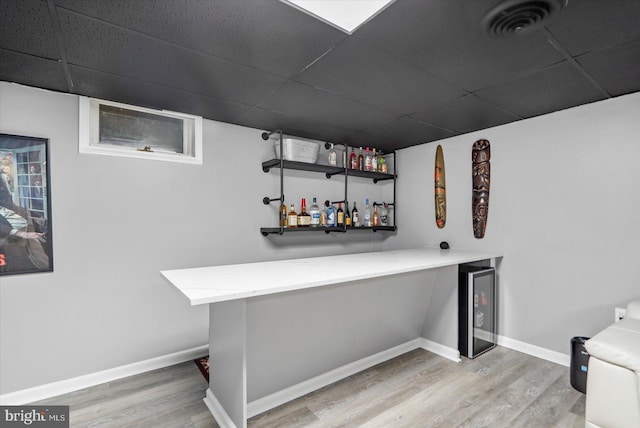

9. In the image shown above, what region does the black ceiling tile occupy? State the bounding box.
[0,49,69,92]
[547,0,640,57]
[474,62,608,119]
[259,81,397,132]
[411,94,521,133]
[55,0,346,79]
[68,65,252,123]
[238,107,353,144]
[360,117,456,152]
[0,0,59,59]
[57,10,287,107]
[354,0,564,92]
[577,38,640,97]
[295,37,466,116]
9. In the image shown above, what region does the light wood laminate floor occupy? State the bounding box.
[34,346,585,427]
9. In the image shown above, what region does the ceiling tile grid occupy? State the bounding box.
[0,0,60,59]
[1,0,639,152]
[57,9,288,107]
[54,0,348,79]
[474,61,608,119]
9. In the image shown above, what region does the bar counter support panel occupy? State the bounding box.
[161,248,502,428]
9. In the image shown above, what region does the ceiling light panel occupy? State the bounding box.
[281,0,394,34]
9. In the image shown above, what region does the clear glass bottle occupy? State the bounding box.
[377,151,385,173]
[379,203,389,226]
[373,203,379,226]
[287,204,298,228]
[320,205,327,227]
[365,147,372,171]
[328,143,337,166]
[326,203,336,227]
[372,148,378,172]
[309,197,320,227]
[364,198,371,227]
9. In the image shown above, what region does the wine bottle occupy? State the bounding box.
[298,198,311,227]
[280,200,287,227]
[349,147,357,169]
[337,203,345,226]
[352,202,359,227]
[287,204,298,228]
[345,202,352,226]
[309,197,320,227]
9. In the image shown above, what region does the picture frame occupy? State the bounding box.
[0,133,53,275]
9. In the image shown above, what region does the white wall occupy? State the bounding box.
[3,81,639,397]
[385,91,640,354]
[0,82,391,395]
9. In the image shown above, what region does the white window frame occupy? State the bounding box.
[79,96,203,165]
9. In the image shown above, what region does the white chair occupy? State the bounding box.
[585,298,640,428]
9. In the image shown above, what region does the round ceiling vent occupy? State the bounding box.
[480,0,567,37]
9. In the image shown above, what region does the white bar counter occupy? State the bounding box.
[161,247,501,428]
[162,248,501,306]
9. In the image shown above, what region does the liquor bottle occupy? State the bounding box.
[326,203,336,227]
[365,147,372,171]
[357,147,364,171]
[298,198,311,227]
[280,200,287,227]
[328,143,337,166]
[373,203,379,226]
[352,202,359,227]
[287,204,298,228]
[337,203,345,226]
[364,198,371,227]
[372,148,378,172]
[320,205,327,227]
[379,202,389,226]
[309,197,320,227]
[345,202,352,226]
[349,147,357,169]
[377,151,385,173]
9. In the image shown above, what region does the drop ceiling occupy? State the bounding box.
[1,0,639,153]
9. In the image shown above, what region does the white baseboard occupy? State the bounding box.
[0,345,208,405]
[247,338,424,418]
[419,338,461,362]
[204,389,238,428]
[497,334,570,367]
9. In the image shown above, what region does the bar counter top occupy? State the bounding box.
[161,247,501,306]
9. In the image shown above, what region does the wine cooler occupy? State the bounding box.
[459,264,496,358]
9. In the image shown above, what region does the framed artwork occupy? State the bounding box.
[0,133,53,275]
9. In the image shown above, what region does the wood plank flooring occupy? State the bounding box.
[34,346,585,427]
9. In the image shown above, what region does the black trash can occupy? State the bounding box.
[570,336,590,393]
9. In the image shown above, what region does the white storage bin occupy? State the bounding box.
[273,137,320,164]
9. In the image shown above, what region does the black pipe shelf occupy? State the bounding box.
[260,225,397,236]
[262,158,395,182]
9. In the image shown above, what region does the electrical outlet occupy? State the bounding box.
[615,307,626,322]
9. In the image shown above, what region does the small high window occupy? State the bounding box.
[79,97,203,164]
